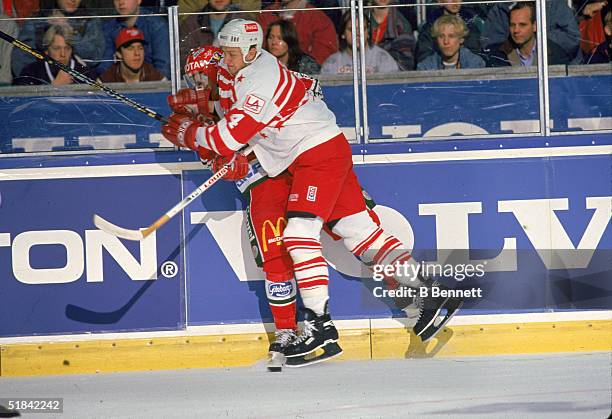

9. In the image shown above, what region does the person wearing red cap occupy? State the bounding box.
[97,0,170,78]
[97,27,166,83]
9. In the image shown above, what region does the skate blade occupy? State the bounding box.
[414,298,448,337]
[419,301,464,343]
[284,338,339,358]
[284,343,343,368]
[266,351,286,372]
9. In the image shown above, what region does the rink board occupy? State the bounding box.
[1,314,610,376]
[184,146,612,326]
[0,143,611,375]
[0,173,185,336]
[0,144,610,334]
[1,75,610,152]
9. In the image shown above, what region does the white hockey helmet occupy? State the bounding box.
[217,19,263,64]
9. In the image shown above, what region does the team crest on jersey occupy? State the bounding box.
[244,23,259,33]
[244,94,266,115]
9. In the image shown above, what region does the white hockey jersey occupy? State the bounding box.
[195,50,342,177]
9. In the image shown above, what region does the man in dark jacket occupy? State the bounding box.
[482,0,581,65]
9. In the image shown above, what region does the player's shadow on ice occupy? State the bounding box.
[356,278,455,358]
[404,327,454,358]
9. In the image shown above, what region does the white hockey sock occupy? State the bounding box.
[332,211,424,288]
[283,217,330,316]
[300,286,329,316]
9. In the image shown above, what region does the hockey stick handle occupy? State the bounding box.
[139,144,254,239]
[0,29,167,124]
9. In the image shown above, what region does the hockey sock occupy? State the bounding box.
[300,287,329,316]
[263,256,297,330]
[284,217,329,316]
[332,211,425,288]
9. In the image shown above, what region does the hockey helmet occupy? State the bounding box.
[184,45,223,89]
[217,19,263,63]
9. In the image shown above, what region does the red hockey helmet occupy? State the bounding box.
[184,45,223,89]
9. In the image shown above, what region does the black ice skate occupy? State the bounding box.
[283,306,343,367]
[413,280,463,342]
[267,329,297,372]
[393,286,420,326]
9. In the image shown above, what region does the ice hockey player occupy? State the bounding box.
[162,20,462,366]
[171,45,407,370]
[168,45,299,371]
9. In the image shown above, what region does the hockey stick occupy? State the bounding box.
[0,29,167,123]
[93,144,254,241]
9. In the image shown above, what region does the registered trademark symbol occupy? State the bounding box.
[161,261,178,278]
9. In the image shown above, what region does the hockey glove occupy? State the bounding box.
[211,153,249,180]
[168,88,213,117]
[161,113,201,150]
[197,146,216,169]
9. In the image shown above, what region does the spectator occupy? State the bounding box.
[481,0,581,64]
[11,0,104,77]
[584,9,611,63]
[417,14,485,70]
[264,19,320,73]
[367,0,416,70]
[177,0,259,23]
[13,24,96,85]
[486,2,538,67]
[0,0,40,26]
[397,0,418,33]
[98,0,170,78]
[0,14,18,85]
[81,0,175,12]
[80,0,115,13]
[179,0,247,64]
[309,0,345,33]
[415,0,483,65]
[98,26,166,82]
[321,12,399,75]
[573,0,610,55]
[486,2,578,67]
[258,0,339,65]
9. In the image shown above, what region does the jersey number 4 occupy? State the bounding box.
[227,113,245,130]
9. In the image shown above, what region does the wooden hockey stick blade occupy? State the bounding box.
[93,214,145,241]
[92,145,254,241]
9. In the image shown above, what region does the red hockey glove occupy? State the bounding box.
[197,146,216,169]
[167,88,212,117]
[211,153,249,181]
[161,113,201,150]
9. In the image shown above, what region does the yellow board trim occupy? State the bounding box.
[1,320,610,377]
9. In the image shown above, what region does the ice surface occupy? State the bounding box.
[1,352,610,418]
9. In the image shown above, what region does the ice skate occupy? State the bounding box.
[266,329,297,372]
[284,341,343,368]
[283,305,343,366]
[413,280,463,342]
[395,288,420,327]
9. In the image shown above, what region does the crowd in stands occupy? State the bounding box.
[0,0,610,86]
